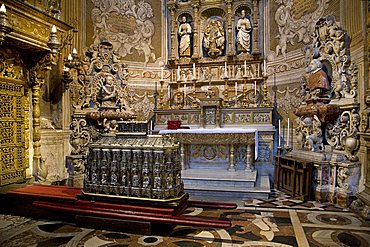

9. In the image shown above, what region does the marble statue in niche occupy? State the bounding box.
[178,16,192,57]
[236,10,252,54]
[203,19,225,58]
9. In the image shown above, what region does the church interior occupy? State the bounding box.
[0,0,370,246]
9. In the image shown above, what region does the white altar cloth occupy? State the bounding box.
[159,128,258,159]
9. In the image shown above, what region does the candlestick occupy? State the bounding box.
[224,61,227,78]
[159,80,164,109]
[193,63,196,79]
[0,4,6,13]
[244,60,247,76]
[235,82,238,96]
[254,81,257,96]
[51,25,57,33]
[287,118,290,146]
[263,59,267,76]
[192,78,197,108]
[278,119,281,147]
[177,66,180,81]
[161,67,164,80]
[184,84,187,98]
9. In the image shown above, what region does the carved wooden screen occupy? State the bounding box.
[0,79,26,186]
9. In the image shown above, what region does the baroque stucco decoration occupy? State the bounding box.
[68,39,132,155]
[274,0,330,59]
[90,0,156,66]
[295,16,359,159]
[290,16,360,207]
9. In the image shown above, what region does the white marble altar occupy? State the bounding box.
[160,127,270,199]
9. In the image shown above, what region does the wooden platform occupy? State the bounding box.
[0,184,236,234]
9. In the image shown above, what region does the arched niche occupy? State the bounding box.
[200,8,226,58]
[234,5,253,55]
[322,59,333,88]
[177,13,193,58]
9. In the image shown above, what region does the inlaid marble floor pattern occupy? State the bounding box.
[0,190,369,247]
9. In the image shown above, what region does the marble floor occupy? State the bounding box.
[0,190,369,247]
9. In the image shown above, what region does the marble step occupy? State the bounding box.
[184,175,271,199]
[182,169,257,188]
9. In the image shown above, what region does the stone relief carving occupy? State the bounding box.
[274,0,330,58]
[275,86,302,115]
[67,39,136,160]
[294,16,360,162]
[310,17,355,100]
[326,110,360,161]
[203,19,225,58]
[360,93,370,133]
[69,40,129,112]
[295,115,323,152]
[90,0,156,66]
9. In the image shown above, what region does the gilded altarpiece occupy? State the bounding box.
[0,50,28,186]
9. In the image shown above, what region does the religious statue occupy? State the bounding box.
[306,59,330,100]
[178,16,192,57]
[203,19,225,58]
[97,74,118,107]
[236,10,252,53]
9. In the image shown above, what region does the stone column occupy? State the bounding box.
[252,0,260,54]
[168,3,177,60]
[192,1,200,59]
[228,144,236,171]
[180,143,185,170]
[329,163,337,204]
[226,0,233,56]
[246,144,253,171]
[313,163,330,202]
[351,133,370,219]
[31,76,47,181]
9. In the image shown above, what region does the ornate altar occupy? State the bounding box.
[151,0,273,199]
[279,16,361,207]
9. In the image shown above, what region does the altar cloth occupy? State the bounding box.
[159,128,258,159]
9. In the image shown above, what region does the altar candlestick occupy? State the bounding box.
[0,4,6,13]
[51,25,57,33]
[287,118,290,146]
[193,63,196,79]
[254,81,257,95]
[263,59,267,76]
[278,119,281,147]
[161,67,164,80]
[184,84,187,97]
[224,61,227,78]
[168,85,170,99]
[244,60,247,76]
[235,82,238,96]
[177,66,180,80]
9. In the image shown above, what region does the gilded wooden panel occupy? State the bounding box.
[0,80,26,186]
